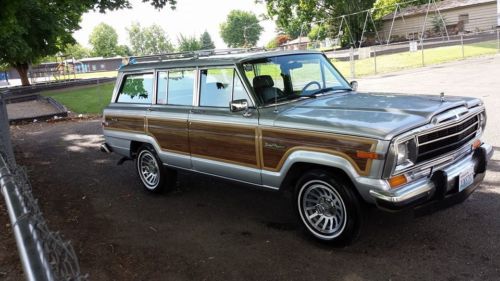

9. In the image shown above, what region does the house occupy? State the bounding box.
[380,0,498,41]
[280,37,310,50]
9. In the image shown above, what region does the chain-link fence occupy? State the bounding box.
[328,27,500,79]
[279,0,500,79]
[0,94,86,280]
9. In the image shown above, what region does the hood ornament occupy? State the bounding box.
[440,92,446,102]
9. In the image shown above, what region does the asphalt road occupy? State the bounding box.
[1,55,500,280]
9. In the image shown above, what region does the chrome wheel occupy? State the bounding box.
[137,150,160,189]
[298,180,347,239]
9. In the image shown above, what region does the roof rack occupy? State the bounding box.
[126,47,266,65]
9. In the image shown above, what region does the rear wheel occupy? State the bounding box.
[136,144,176,193]
[295,169,362,245]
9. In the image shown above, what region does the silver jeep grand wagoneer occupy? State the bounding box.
[101,49,492,244]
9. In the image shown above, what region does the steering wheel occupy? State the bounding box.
[301,81,321,95]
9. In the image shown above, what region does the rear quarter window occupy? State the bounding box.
[116,73,154,104]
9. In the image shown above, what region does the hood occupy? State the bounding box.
[272,92,482,140]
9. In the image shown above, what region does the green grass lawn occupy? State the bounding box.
[333,40,499,78]
[41,82,114,114]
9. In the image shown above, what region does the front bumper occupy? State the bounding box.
[370,143,493,212]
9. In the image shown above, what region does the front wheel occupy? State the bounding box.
[136,145,176,193]
[295,170,362,245]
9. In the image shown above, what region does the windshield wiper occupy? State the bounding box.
[304,87,351,98]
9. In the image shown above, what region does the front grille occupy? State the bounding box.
[416,114,479,163]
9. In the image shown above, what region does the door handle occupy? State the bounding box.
[190,109,205,114]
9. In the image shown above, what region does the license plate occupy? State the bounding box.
[458,166,475,192]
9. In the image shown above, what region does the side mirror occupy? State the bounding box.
[230,99,248,112]
[350,81,358,91]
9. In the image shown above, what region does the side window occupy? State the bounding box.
[168,70,195,106]
[116,73,153,104]
[199,68,233,107]
[233,71,249,101]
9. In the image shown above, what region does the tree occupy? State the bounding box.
[127,23,174,56]
[263,0,376,47]
[266,34,290,49]
[177,35,202,52]
[116,45,133,57]
[64,43,91,59]
[89,23,119,57]
[0,0,176,86]
[199,31,216,50]
[220,10,263,48]
[372,0,430,20]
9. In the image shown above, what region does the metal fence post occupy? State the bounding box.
[497,29,499,53]
[421,38,425,66]
[461,34,465,59]
[373,45,378,75]
[349,47,355,79]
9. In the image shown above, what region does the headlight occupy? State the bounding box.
[394,138,417,172]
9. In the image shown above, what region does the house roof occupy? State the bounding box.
[281,37,310,46]
[381,0,496,20]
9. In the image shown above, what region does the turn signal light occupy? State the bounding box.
[356,151,380,159]
[388,174,408,188]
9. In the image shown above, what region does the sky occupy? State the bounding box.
[73,0,277,49]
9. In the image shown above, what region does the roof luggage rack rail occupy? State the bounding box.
[126,47,266,65]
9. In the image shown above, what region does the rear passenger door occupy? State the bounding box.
[103,72,154,156]
[146,68,196,169]
[188,67,261,184]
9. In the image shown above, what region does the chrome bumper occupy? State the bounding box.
[370,143,493,211]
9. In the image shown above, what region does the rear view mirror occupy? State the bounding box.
[350,81,358,91]
[230,99,248,112]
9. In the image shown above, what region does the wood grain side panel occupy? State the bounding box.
[190,122,258,167]
[261,129,375,174]
[105,115,144,132]
[148,118,189,154]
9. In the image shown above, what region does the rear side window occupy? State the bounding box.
[116,73,153,104]
[167,70,195,106]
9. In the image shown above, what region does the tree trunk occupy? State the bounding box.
[14,63,30,86]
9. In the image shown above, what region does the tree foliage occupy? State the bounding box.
[372,0,430,20]
[263,0,376,47]
[127,23,174,56]
[65,43,92,59]
[177,35,202,52]
[0,0,176,86]
[220,10,263,48]
[89,23,120,57]
[199,31,216,50]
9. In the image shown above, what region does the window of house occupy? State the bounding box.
[458,14,469,24]
[116,73,153,104]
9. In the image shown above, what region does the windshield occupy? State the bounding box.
[242,53,351,105]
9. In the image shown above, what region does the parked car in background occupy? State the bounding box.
[101,49,492,245]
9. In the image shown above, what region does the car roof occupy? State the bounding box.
[119,49,323,72]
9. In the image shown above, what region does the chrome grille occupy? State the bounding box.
[416,114,479,163]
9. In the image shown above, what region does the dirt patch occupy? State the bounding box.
[6,99,61,120]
